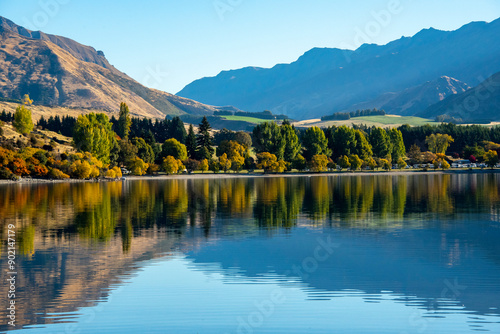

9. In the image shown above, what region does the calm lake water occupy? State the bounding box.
[1,173,500,333]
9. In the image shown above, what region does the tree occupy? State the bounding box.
[257,152,278,173]
[118,139,138,166]
[407,144,423,165]
[217,140,247,159]
[369,128,391,160]
[332,126,356,160]
[338,155,351,170]
[281,124,301,162]
[233,131,252,148]
[426,133,454,154]
[231,154,245,173]
[13,105,34,135]
[22,94,33,106]
[197,116,215,160]
[117,102,132,139]
[397,157,407,169]
[388,128,406,162]
[132,137,155,164]
[302,126,331,160]
[186,124,197,159]
[219,153,231,173]
[253,122,286,160]
[380,159,391,171]
[185,159,200,173]
[169,117,187,144]
[292,154,307,171]
[485,150,499,168]
[354,130,373,160]
[162,156,181,175]
[209,159,220,173]
[69,160,92,179]
[199,159,209,173]
[367,157,377,170]
[433,153,450,170]
[73,113,116,164]
[162,138,188,161]
[310,154,328,172]
[349,154,363,171]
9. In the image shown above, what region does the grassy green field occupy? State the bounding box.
[221,116,274,124]
[297,115,438,128]
[353,116,436,126]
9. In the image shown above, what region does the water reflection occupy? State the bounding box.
[1,173,500,332]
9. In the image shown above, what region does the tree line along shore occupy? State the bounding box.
[2,98,500,182]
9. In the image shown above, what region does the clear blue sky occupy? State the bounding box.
[1,0,499,93]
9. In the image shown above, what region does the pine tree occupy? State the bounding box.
[196,117,214,160]
[186,124,197,159]
[117,102,132,139]
[169,116,187,144]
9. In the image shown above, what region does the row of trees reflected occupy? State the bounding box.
[1,174,500,255]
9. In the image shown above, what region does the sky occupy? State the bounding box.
[1,0,499,94]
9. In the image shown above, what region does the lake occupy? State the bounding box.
[1,173,500,333]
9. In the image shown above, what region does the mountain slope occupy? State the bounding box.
[344,76,470,116]
[418,72,500,121]
[178,18,500,120]
[0,16,219,118]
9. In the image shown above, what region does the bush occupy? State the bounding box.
[0,167,13,179]
[49,168,70,179]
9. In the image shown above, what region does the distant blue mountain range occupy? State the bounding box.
[178,18,500,121]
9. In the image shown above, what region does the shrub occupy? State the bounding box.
[0,167,13,179]
[49,168,70,179]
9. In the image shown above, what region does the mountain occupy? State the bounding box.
[343,76,470,116]
[0,16,219,118]
[177,18,500,120]
[418,71,500,122]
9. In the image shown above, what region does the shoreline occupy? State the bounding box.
[1,169,500,185]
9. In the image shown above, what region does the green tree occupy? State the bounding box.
[197,116,215,160]
[117,102,132,139]
[233,131,252,148]
[349,154,363,171]
[485,150,499,168]
[209,159,220,173]
[281,124,301,162]
[354,130,373,160]
[332,126,356,159]
[13,105,34,135]
[310,154,328,172]
[132,137,155,164]
[367,157,377,170]
[73,113,116,164]
[380,159,391,171]
[369,127,391,160]
[292,154,307,171]
[426,133,454,154]
[388,128,406,162]
[397,157,407,169]
[186,124,197,159]
[199,159,209,173]
[162,138,188,161]
[118,139,138,166]
[252,122,286,160]
[169,116,187,144]
[302,126,331,160]
[338,155,351,170]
